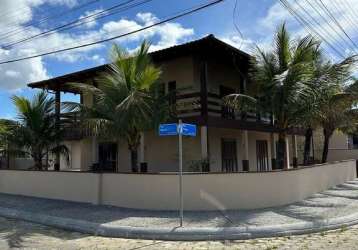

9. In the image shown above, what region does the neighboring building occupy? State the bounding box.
[28,35,305,173]
[327,130,358,162]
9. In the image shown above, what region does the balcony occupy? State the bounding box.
[176,91,273,124]
[60,91,275,140]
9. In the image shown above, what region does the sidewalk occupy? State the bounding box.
[1,179,358,240]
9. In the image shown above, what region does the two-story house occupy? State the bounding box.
[28,35,304,173]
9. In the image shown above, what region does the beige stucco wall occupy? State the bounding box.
[117,130,202,172]
[208,128,274,172]
[329,131,349,149]
[0,171,98,204]
[60,139,92,170]
[328,149,358,161]
[205,58,242,94]
[8,158,34,170]
[158,56,198,93]
[0,160,355,210]
[81,55,197,109]
[72,129,303,173]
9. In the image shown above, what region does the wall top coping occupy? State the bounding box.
[0,159,355,175]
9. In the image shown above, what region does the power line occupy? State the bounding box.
[331,0,358,38]
[278,0,345,58]
[0,0,100,42]
[315,0,358,51]
[0,0,224,65]
[2,0,141,49]
[304,0,356,52]
[295,0,349,54]
[232,0,244,49]
[342,0,358,21]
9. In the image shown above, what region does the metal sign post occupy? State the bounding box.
[178,119,183,227]
[159,120,196,227]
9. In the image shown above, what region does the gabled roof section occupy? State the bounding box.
[28,34,251,92]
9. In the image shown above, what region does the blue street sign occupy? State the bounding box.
[159,123,178,136]
[179,123,197,137]
[159,123,197,137]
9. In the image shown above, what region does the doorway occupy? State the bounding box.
[98,142,117,172]
[221,139,238,172]
[256,140,269,171]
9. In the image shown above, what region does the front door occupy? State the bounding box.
[221,139,238,172]
[98,143,117,172]
[256,140,269,171]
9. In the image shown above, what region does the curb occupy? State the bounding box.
[0,207,358,241]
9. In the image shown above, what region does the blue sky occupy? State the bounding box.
[0,0,357,119]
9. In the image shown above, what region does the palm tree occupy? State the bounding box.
[10,91,68,170]
[295,55,357,164]
[314,68,358,163]
[65,41,166,172]
[226,23,319,168]
[0,119,17,168]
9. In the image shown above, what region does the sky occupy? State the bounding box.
[0,0,357,119]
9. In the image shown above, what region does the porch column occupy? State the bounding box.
[54,90,61,171]
[201,126,208,158]
[242,130,249,171]
[91,136,98,165]
[200,126,209,171]
[292,135,298,168]
[285,136,290,169]
[270,133,277,170]
[200,61,208,122]
[139,132,147,172]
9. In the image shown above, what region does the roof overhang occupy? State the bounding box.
[28,35,252,93]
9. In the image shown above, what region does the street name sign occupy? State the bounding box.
[159,123,178,136]
[157,120,197,227]
[179,123,196,137]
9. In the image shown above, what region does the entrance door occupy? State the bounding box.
[256,140,269,171]
[98,143,117,172]
[221,139,238,172]
[220,85,236,119]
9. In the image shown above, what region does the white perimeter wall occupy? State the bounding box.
[0,160,355,211]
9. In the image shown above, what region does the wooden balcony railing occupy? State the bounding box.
[175,91,273,124]
[59,112,91,140]
[59,91,274,140]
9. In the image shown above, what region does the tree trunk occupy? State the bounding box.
[322,128,333,163]
[34,157,43,170]
[128,130,141,173]
[45,150,49,171]
[277,132,286,169]
[303,128,313,165]
[130,148,138,172]
[6,140,10,169]
[33,149,43,170]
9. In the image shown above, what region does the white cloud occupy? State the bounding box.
[78,8,104,28]
[136,12,159,25]
[221,35,255,54]
[0,6,194,91]
[0,47,48,90]
[5,70,20,78]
